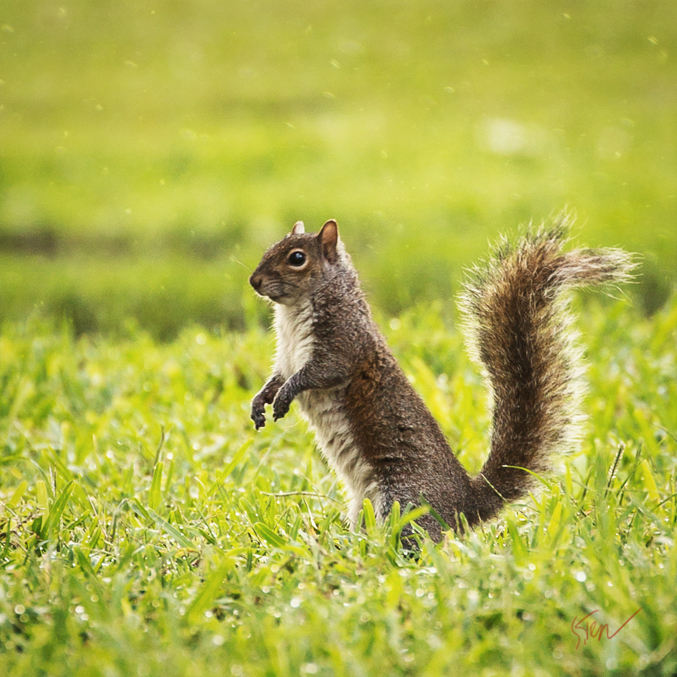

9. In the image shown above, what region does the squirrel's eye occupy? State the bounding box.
[288,250,306,267]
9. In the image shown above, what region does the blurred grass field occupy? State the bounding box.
[1,0,676,335]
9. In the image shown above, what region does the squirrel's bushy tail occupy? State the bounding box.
[460,215,636,521]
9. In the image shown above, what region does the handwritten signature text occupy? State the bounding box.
[571,608,641,650]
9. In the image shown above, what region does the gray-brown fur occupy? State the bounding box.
[249,217,635,542]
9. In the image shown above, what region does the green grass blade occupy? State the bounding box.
[7,480,27,509]
[186,561,234,624]
[362,498,376,533]
[35,480,49,518]
[396,505,430,530]
[147,508,197,550]
[253,522,286,549]
[44,480,75,538]
[127,497,151,521]
[223,439,253,480]
[148,461,164,511]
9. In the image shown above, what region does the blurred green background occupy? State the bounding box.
[1,0,675,337]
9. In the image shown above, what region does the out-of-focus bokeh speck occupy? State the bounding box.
[1,0,675,337]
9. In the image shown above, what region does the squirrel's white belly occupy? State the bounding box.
[273,302,314,379]
[273,303,381,523]
[301,389,381,525]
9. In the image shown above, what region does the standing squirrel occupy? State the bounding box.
[249,217,634,541]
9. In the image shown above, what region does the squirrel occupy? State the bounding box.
[249,216,635,542]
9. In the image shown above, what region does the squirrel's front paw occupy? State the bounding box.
[251,397,267,430]
[272,387,293,422]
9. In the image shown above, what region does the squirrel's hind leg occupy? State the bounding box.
[376,482,448,544]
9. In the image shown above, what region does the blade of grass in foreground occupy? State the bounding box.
[186,560,236,624]
[147,508,198,550]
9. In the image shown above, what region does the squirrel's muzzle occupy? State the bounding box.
[249,273,263,291]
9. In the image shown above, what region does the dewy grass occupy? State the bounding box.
[1,295,676,676]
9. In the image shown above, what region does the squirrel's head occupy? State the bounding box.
[249,219,342,305]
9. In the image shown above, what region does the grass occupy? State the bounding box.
[1,0,677,333]
[1,293,676,675]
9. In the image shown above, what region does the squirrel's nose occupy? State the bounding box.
[250,273,263,291]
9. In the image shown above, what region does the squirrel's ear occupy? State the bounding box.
[318,219,339,263]
[289,221,305,236]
